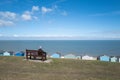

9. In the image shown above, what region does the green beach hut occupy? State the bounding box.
[64,54,76,59]
[76,56,81,59]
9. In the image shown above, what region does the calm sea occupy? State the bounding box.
[0,40,120,56]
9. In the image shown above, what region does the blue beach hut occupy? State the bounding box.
[99,55,110,62]
[110,56,117,62]
[64,54,76,59]
[50,53,61,58]
[15,52,24,56]
[3,51,10,56]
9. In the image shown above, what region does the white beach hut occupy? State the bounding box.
[3,51,10,56]
[110,56,117,62]
[64,54,76,59]
[82,55,97,60]
[61,55,64,59]
[119,58,120,63]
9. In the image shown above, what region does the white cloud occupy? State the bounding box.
[21,11,32,21]
[33,16,38,20]
[32,6,39,11]
[111,11,120,15]
[0,19,14,26]
[2,34,120,40]
[61,11,67,16]
[48,20,53,24]
[9,35,78,38]
[24,11,31,14]
[0,34,3,37]
[41,7,53,14]
[90,11,120,17]
[0,11,16,20]
[21,14,32,21]
[0,5,68,25]
[0,11,16,26]
[13,34,19,37]
[90,13,108,16]
[21,6,40,21]
[53,5,58,9]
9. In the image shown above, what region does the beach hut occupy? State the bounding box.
[3,51,10,56]
[99,55,110,62]
[50,53,61,58]
[0,52,3,56]
[0,51,4,56]
[119,58,120,63]
[82,55,96,60]
[64,54,76,59]
[8,51,14,56]
[110,56,117,62]
[15,52,24,56]
[117,57,120,63]
[61,55,65,58]
[76,56,81,59]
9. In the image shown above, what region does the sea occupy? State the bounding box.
[0,40,120,56]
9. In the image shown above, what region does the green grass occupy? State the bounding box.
[0,56,120,80]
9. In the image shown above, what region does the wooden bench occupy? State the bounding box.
[26,49,47,61]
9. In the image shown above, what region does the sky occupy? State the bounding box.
[0,0,120,40]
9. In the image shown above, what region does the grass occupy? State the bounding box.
[0,56,120,80]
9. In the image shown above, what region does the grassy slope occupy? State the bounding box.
[0,56,120,80]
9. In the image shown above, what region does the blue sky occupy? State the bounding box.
[0,0,120,40]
